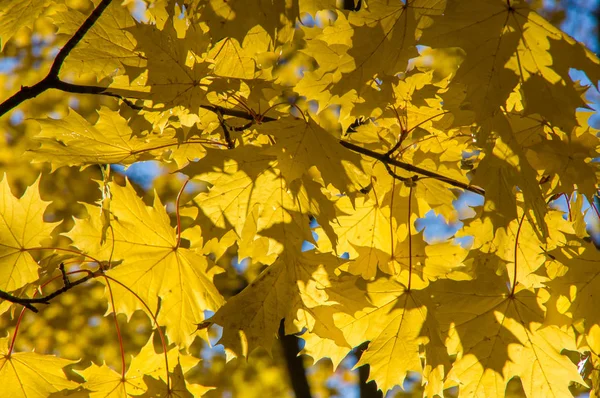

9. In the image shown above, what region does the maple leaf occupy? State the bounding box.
[0,0,52,51]
[432,269,585,397]
[208,249,346,358]
[137,361,208,398]
[332,193,397,278]
[298,0,445,114]
[53,1,142,79]
[74,334,211,397]
[256,117,368,192]
[29,107,207,169]
[117,16,213,118]
[187,0,298,45]
[0,337,78,397]
[181,144,286,242]
[421,0,600,132]
[330,276,450,395]
[545,239,600,334]
[182,144,324,259]
[208,37,258,80]
[67,180,224,348]
[0,176,57,292]
[299,275,374,369]
[2,0,600,396]
[526,121,600,198]
[473,114,548,234]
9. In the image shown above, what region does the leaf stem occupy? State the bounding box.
[128,139,228,156]
[562,192,572,222]
[591,198,600,220]
[175,179,190,249]
[27,246,102,265]
[407,185,413,291]
[216,109,235,149]
[103,275,170,391]
[103,276,126,380]
[510,212,527,296]
[200,104,277,122]
[389,166,397,272]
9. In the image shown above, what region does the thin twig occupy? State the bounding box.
[216,108,235,149]
[0,269,103,313]
[59,263,70,287]
[200,104,277,122]
[384,162,415,183]
[340,140,485,196]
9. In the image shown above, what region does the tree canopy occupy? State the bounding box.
[0,0,599,397]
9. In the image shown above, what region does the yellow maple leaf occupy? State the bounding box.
[257,117,368,192]
[182,144,318,258]
[0,337,78,397]
[545,239,600,334]
[188,0,298,45]
[331,277,449,395]
[117,16,212,117]
[137,360,209,398]
[433,270,585,397]
[53,1,142,79]
[0,0,51,51]
[209,37,257,80]
[527,125,599,198]
[0,176,57,292]
[421,0,600,131]
[333,193,397,278]
[300,275,375,369]
[208,249,346,358]
[29,107,207,170]
[67,180,224,348]
[182,145,288,241]
[473,114,548,234]
[299,0,445,114]
[75,334,211,397]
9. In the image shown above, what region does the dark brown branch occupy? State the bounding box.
[0,0,115,117]
[54,81,143,109]
[59,263,70,287]
[197,105,487,197]
[49,0,113,76]
[278,320,313,398]
[200,104,277,122]
[354,342,382,398]
[340,140,485,196]
[0,269,103,313]
[215,108,235,149]
[383,162,417,184]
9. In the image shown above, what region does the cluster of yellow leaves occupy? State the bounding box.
[0,0,599,397]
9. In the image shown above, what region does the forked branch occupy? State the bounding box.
[339,140,485,196]
[0,0,129,117]
[0,268,105,313]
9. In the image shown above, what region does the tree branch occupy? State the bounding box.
[215,108,235,149]
[0,0,115,117]
[339,140,485,196]
[50,0,113,76]
[354,342,382,398]
[278,320,313,398]
[197,105,486,197]
[0,268,104,313]
[200,104,277,122]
